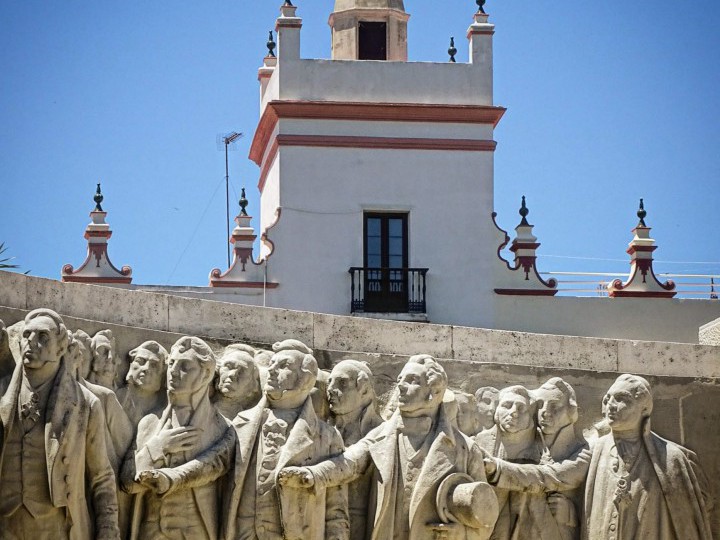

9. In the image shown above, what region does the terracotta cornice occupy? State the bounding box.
[250,100,506,165]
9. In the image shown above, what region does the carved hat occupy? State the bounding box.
[436,473,499,532]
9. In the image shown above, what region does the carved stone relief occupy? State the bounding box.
[0,308,716,539]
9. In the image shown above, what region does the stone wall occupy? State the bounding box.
[701,317,720,346]
[1,270,719,488]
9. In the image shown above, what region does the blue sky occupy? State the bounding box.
[1,1,718,287]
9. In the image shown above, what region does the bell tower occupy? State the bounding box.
[329,0,410,61]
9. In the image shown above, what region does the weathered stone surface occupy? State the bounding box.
[700,317,720,346]
[0,270,27,310]
[618,339,720,378]
[313,312,453,357]
[167,294,313,345]
[25,275,169,331]
[453,325,618,372]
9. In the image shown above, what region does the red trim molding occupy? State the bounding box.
[250,100,506,165]
[62,276,132,284]
[277,134,496,151]
[211,281,279,289]
[257,139,280,192]
[494,289,558,297]
[608,291,676,298]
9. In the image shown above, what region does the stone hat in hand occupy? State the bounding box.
[436,473,499,535]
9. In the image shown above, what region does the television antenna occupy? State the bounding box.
[221,132,243,268]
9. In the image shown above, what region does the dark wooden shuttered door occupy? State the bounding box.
[364,213,408,312]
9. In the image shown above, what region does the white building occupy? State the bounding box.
[63,0,720,344]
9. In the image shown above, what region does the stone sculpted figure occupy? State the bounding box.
[280,354,499,540]
[222,339,349,540]
[213,343,262,420]
[584,374,714,539]
[475,386,499,432]
[121,336,236,540]
[89,329,118,389]
[453,390,483,437]
[0,308,121,539]
[117,340,169,426]
[475,385,544,540]
[483,378,588,540]
[326,359,384,539]
[72,329,93,380]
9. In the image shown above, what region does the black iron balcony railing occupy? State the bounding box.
[349,267,429,314]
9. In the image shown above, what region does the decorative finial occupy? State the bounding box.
[476,0,487,14]
[448,37,457,63]
[519,195,529,226]
[283,0,294,5]
[239,188,249,217]
[637,198,647,227]
[94,183,104,212]
[267,31,276,58]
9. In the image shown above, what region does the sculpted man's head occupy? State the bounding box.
[453,391,482,436]
[127,340,168,394]
[397,354,448,417]
[265,339,317,407]
[475,386,500,431]
[21,308,68,371]
[166,336,216,401]
[72,330,93,379]
[216,344,261,402]
[602,374,653,434]
[534,377,578,436]
[495,385,535,434]
[327,359,375,416]
[90,329,116,388]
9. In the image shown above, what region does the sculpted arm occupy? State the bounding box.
[85,395,122,540]
[159,425,237,495]
[323,428,351,540]
[488,446,592,493]
[310,434,374,488]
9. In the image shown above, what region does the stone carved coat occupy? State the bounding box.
[583,423,714,540]
[121,396,236,540]
[222,396,349,540]
[311,404,497,540]
[0,361,121,540]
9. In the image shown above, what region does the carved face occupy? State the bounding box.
[91,336,115,387]
[495,391,533,434]
[396,362,433,414]
[21,316,61,369]
[216,354,254,399]
[476,389,499,431]
[535,387,573,436]
[75,340,92,379]
[265,351,303,402]
[127,350,164,392]
[602,380,649,433]
[167,351,208,397]
[327,364,365,415]
[456,395,482,436]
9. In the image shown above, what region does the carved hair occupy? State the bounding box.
[170,336,216,375]
[498,385,536,406]
[91,329,115,356]
[537,377,579,424]
[129,340,169,364]
[24,308,69,354]
[272,339,318,388]
[73,329,92,350]
[334,359,376,397]
[407,354,448,398]
[224,343,257,357]
[217,346,260,380]
[475,386,500,404]
[614,373,654,416]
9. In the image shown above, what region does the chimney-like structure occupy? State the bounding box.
[607,200,676,298]
[209,189,278,290]
[329,0,410,61]
[62,184,132,284]
[494,197,558,296]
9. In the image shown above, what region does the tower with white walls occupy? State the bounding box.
[250,0,505,326]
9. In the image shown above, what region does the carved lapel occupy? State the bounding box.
[46,361,78,474]
[276,397,317,473]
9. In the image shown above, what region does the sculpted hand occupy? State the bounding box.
[547,493,577,526]
[138,470,172,494]
[483,456,497,477]
[278,467,315,489]
[146,427,201,457]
